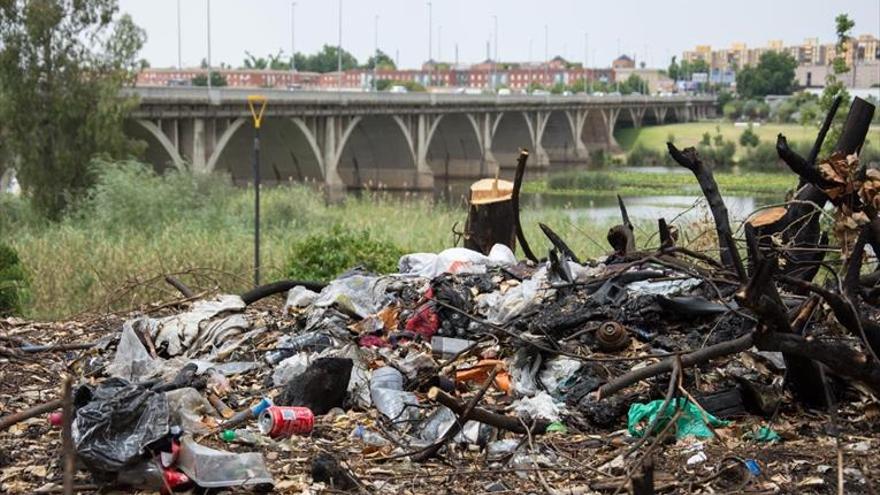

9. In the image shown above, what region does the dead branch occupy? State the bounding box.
[61,376,74,495]
[540,223,581,264]
[512,149,538,263]
[164,275,195,298]
[427,387,551,435]
[666,142,746,281]
[0,398,63,432]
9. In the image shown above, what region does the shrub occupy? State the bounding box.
[740,142,780,170]
[284,226,404,281]
[0,243,29,316]
[627,144,668,167]
[739,124,760,148]
[547,171,618,190]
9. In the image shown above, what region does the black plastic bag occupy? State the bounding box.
[73,378,170,473]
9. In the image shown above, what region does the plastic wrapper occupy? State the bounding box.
[72,378,170,473]
[625,277,701,297]
[431,336,475,358]
[512,391,566,422]
[176,435,274,489]
[539,357,582,395]
[166,387,218,434]
[313,275,392,318]
[284,285,319,312]
[627,398,730,439]
[397,244,516,279]
[477,267,551,325]
[370,367,420,426]
[107,319,160,382]
[508,349,541,397]
[271,351,313,387]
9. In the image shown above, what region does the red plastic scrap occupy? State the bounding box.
[405,287,440,339]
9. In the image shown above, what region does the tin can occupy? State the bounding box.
[259,406,314,438]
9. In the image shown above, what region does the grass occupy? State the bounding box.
[527,169,796,198]
[614,120,880,159]
[3,161,644,320]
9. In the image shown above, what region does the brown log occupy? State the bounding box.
[464,178,516,255]
[511,150,538,262]
[667,143,747,281]
[427,387,551,434]
[631,456,655,495]
[164,275,195,298]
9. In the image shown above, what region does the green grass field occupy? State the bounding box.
[615,121,880,158]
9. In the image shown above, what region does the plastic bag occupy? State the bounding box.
[284,285,319,312]
[108,319,160,382]
[313,275,392,318]
[72,378,170,473]
[398,244,516,279]
[146,294,249,357]
[539,357,582,395]
[370,367,420,426]
[176,435,274,489]
[627,398,730,440]
[166,387,218,434]
[512,391,566,422]
[478,267,551,325]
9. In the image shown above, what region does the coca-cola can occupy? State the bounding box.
[259,406,314,438]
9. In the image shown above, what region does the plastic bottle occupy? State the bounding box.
[264,332,335,364]
[351,425,389,446]
[117,460,190,493]
[220,429,262,445]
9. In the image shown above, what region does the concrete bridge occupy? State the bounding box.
[127,87,715,192]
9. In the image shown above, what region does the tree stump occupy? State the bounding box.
[464,178,516,254]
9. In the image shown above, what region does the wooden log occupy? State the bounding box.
[511,150,538,262]
[464,178,517,255]
[667,143,747,281]
[631,456,655,495]
[61,376,74,495]
[427,387,551,434]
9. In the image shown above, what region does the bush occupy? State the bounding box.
[722,102,740,121]
[739,124,760,148]
[547,171,618,190]
[284,226,404,281]
[627,144,669,167]
[740,142,780,170]
[0,243,29,316]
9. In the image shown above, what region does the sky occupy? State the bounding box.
[118,0,880,70]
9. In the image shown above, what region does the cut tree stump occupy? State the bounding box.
[464,177,516,254]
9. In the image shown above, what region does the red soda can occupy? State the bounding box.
[259,406,314,438]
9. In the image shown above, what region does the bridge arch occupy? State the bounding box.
[540,111,579,163]
[210,117,324,185]
[491,112,534,168]
[425,114,484,178]
[337,115,418,189]
[128,119,185,173]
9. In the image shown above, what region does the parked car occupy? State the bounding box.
[389,85,408,93]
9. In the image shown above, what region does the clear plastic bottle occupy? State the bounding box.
[351,425,389,446]
[117,460,190,492]
[220,428,263,445]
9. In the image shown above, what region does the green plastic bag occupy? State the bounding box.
[747,426,781,442]
[628,398,729,440]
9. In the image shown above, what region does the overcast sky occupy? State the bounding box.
[118,0,880,70]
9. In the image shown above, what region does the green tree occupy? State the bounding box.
[294,44,358,73]
[668,56,680,81]
[819,14,855,156]
[362,49,396,70]
[735,51,798,98]
[701,132,712,146]
[0,0,146,218]
[739,124,760,147]
[191,71,227,87]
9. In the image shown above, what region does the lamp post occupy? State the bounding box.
[544,25,549,89]
[206,0,212,90]
[177,0,182,69]
[427,2,432,88]
[290,2,296,72]
[337,0,342,91]
[373,15,379,91]
[528,38,533,93]
[584,32,589,94]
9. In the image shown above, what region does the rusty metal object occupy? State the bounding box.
[596,321,631,352]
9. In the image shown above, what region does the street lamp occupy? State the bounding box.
[492,15,498,93]
[584,32,589,94]
[427,2,432,89]
[206,0,212,90]
[177,0,182,68]
[373,15,379,92]
[290,2,296,72]
[528,38,533,93]
[544,25,549,89]
[337,0,342,91]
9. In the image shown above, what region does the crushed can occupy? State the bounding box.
[259,406,314,438]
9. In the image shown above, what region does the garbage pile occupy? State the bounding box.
[1,97,879,493]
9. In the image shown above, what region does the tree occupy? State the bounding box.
[362,50,396,70]
[735,51,798,98]
[668,56,680,81]
[192,71,227,87]
[819,14,855,156]
[0,0,145,218]
[293,45,358,73]
[739,124,760,147]
[243,50,291,70]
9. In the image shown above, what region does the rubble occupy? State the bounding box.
[1,98,880,493]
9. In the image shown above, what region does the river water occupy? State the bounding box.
[424,166,778,225]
